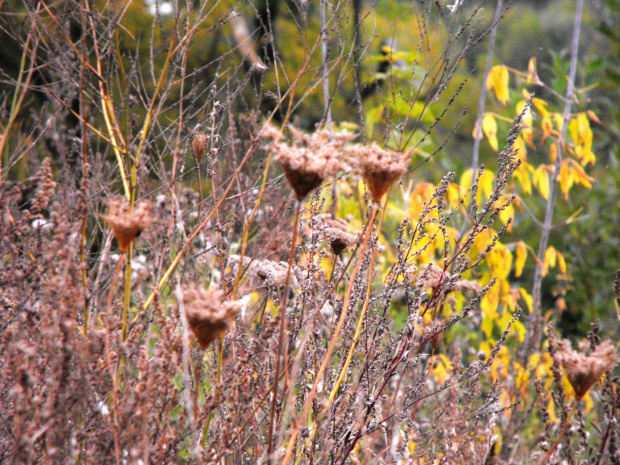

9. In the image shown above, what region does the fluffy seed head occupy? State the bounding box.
[192,131,209,162]
[103,200,155,252]
[346,143,411,202]
[181,286,242,348]
[314,214,359,256]
[553,339,618,400]
[271,129,351,200]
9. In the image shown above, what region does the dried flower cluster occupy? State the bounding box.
[313,214,359,255]
[192,130,209,162]
[346,143,411,203]
[419,264,483,294]
[181,285,243,348]
[229,255,300,287]
[103,199,155,252]
[553,339,618,400]
[270,129,351,200]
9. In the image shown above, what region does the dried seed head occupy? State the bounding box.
[314,214,359,256]
[103,200,155,252]
[181,286,242,348]
[229,255,299,287]
[553,339,618,400]
[346,143,411,202]
[418,265,482,294]
[271,129,351,200]
[192,131,209,162]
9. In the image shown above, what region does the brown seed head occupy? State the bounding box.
[103,199,155,252]
[418,265,482,294]
[229,255,299,287]
[192,132,209,162]
[553,339,618,400]
[346,143,411,203]
[181,286,242,348]
[271,129,351,200]
[314,214,359,256]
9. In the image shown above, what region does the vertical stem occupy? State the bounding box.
[320,0,333,134]
[267,200,302,464]
[459,0,503,240]
[280,204,379,465]
[526,0,583,356]
[121,242,132,341]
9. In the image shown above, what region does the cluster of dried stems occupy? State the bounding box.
[0,1,618,465]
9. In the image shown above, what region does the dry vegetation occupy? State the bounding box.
[0,1,618,464]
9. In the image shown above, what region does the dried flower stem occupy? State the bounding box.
[122,242,133,341]
[281,204,379,465]
[267,200,302,463]
[538,401,577,465]
[326,197,388,407]
[232,150,275,299]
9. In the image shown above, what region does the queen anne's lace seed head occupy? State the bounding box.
[269,129,351,200]
[314,214,359,256]
[181,286,242,348]
[553,339,618,400]
[346,143,411,203]
[103,200,155,252]
[192,131,209,162]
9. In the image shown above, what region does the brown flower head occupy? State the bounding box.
[418,265,482,294]
[271,129,350,200]
[346,143,411,203]
[181,285,242,348]
[553,339,618,400]
[192,128,208,162]
[314,214,359,256]
[103,199,155,252]
[229,255,300,287]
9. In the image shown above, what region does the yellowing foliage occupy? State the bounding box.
[487,65,510,105]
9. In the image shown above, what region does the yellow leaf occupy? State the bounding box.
[518,287,533,313]
[515,241,527,277]
[549,142,557,163]
[482,113,499,151]
[517,100,535,149]
[559,160,574,200]
[570,159,595,189]
[498,201,514,232]
[557,252,567,274]
[487,65,510,105]
[513,136,527,159]
[527,57,540,84]
[482,315,494,338]
[533,165,550,200]
[532,98,550,119]
[544,247,557,276]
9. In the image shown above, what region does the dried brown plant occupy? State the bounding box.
[346,143,411,203]
[180,285,243,348]
[271,129,350,200]
[553,339,618,400]
[103,199,155,252]
[192,130,209,163]
[314,214,359,255]
[419,264,483,294]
